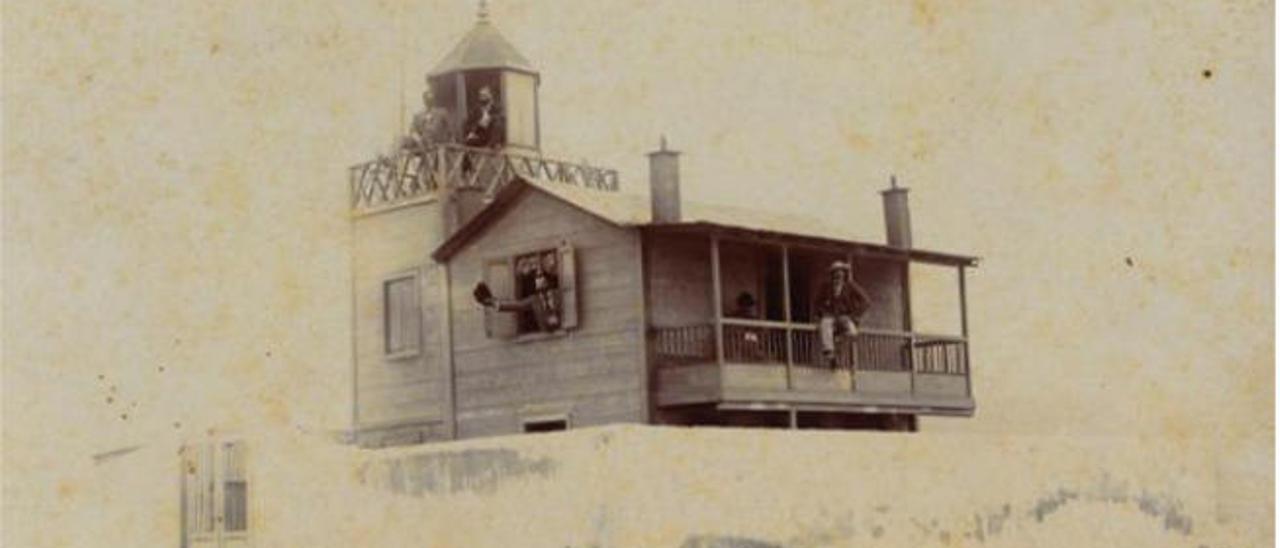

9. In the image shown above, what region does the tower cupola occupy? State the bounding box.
[426,3,541,151]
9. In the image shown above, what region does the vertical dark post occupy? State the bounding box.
[441,263,457,439]
[533,78,542,150]
[903,258,915,395]
[846,252,856,390]
[710,236,724,365]
[959,265,971,397]
[781,245,793,390]
[453,73,468,139]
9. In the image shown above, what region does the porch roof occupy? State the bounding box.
[641,222,979,267]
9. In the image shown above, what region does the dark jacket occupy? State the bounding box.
[463,103,505,149]
[813,278,871,321]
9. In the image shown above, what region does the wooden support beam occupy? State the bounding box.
[846,251,856,391]
[710,236,725,365]
[782,244,794,390]
[959,265,972,398]
[441,263,457,440]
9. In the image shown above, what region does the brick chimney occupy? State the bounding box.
[648,136,681,223]
[881,175,912,249]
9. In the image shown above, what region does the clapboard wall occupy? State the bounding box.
[352,201,448,446]
[447,190,648,438]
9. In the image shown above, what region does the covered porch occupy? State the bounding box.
[642,224,977,425]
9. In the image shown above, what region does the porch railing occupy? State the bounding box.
[650,319,969,388]
[349,144,621,214]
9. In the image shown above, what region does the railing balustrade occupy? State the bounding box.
[912,336,968,375]
[650,321,969,393]
[649,324,715,365]
[350,144,621,214]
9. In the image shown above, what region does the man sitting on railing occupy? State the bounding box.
[814,261,871,367]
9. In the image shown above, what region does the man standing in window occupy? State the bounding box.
[813,261,871,367]
[473,252,562,333]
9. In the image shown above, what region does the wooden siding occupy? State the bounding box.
[448,190,647,439]
[852,256,906,331]
[353,201,446,440]
[643,231,712,327]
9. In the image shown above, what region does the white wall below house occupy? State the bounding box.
[85,425,1266,547]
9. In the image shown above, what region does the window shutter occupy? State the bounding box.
[558,242,579,330]
[484,259,518,339]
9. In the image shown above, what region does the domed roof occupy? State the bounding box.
[429,18,536,77]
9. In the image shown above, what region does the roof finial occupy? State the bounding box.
[477,0,490,22]
[659,134,668,152]
[890,174,898,189]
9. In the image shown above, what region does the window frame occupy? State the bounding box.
[382,270,422,360]
[181,439,250,545]
[511,248,561,336]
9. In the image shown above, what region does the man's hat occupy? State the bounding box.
[829,260,852,273]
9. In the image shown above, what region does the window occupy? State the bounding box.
[523,418,569,433]
[383,274,420,357]
[502,71,538,149]
[514,249,560,334]
[221,442,248,532]
[181,440,248,544]
[483,242,578,339]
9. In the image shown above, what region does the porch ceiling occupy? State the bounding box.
[642,222,979,267]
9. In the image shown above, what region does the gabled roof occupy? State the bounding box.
[429,20,536,77]
[431,178,979,267]
[432,177,646,262]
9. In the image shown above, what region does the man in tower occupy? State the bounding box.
[401,86,454,154]
[813,261,871,367]
[463,85,505,149]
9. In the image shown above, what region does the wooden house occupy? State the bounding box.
[348,12,977,447]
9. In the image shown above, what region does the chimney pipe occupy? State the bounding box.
[648,135,681,223]
[881,175,912,249]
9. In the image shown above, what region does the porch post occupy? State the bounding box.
[781,245,793,390]
[846,252,856,391]
[710,235,725,365]
[959,265,971,397]
[905,259,916,396]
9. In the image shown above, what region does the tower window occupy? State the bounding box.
[383,274,421,357]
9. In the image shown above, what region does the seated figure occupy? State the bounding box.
[813,261,871,367]
[727,292,765,362]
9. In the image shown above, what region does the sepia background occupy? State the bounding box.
[3,0,1273,545]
